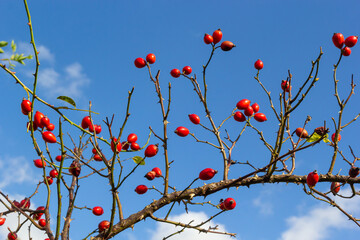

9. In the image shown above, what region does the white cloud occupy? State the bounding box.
[252,189,274,215]
[38,68,59,88]
[17,42,54,63]
[0,156,37,188]
[149,211,235,240]
[279,188,360,240]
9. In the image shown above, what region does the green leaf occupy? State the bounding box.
[133,156,145,165]
[306,132,322,143]
[11,40,16,52]
[0,48,3,54]
[322,134,331,143]
[0,41,8,47]
[57,96,76,108]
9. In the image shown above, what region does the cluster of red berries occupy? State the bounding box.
[135,168,162,195]
[134,53,156,68]
[111,133,140,153]
[295,127,342,143]
[204,29,235,51]
[219,198,236,210]
[306,170,341,195]
[170,66,192,78]
[332,33,358,56]
[234,99,267,122]
[81,116,102,134]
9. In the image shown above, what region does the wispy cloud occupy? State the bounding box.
[252,189,274,215]
[279,188,360,240]
[149,211,235,240]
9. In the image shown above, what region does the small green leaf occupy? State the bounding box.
[27,55,33,59]
[133,156,145,165]
[0,48,3,54]
[11,40,16,52]
[0,41,8,47]
[57,96,76,108]
[306,132,322,143]
[322,134,331,143]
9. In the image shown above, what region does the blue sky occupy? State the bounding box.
[0,1,360,239]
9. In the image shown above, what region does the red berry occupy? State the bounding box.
[12,200,21,209]
[220,41,235,51]
[92,148,98,154]
[55,155,63,162]
[46,123,55,131]
[281,80,291,92]
[330,182,341,195]
[244,106,254,116]
[127,133,138,143]
[223,198,236,210]
[170,69,181,78]
[42,131,57,143]
[295,128,308,138]
[175,126,189,137]
[69,161,81,177]
[34,159,46,168]
[145,144,158,158]
[93,154,102,161]
[342,46,351,56]
[41,116,50,128]
[49,169,58,178]
[38,218,46,227]
[145,171,156,180]
[254,59,263,70]
[34,111,45,128]
[331,133,341,143]
[8,232,17,240]
[254,113,267,122]
[236,99,251,110]
[199,168,217,180]
[345,36,358,48]
[45,176,53,185]
[182,66,192,75]
[92,206,104,216]
[89,123,95,133]
[234,112,246,122]
[135,185,148,194]
[95,125,102,134]
[98,220,110,232]
[212,29,223,44]
[0,217,5,226]
[306,171,319,187]
[111,138,122,152]
[204,34,213,44]
[332,33,345,49]
[81,116,91,129]
[152,167,162,177]
[219,202,226,210]
[349,166,359,178]
[121,141,129,150]
[188,114,200,124]
[131,142,141,151]
[134,57,146,68]
[251,103,260,113]
[33,206,45,220]
[20,198,30,208]
[146,53,156,64]
[27,121,38,131]
[21,99,32,114]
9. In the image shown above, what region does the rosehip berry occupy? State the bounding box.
[7,232,17,240]
[306,171,319,188]
[92,206,104,216]
[45,176,53,185]
[220,41,235,51]
[212,29,223,44]
[281,80,291,92]
[204,34,213,44]
[331,133,341,142]
[21,99,32,114]
[0,217,5,226]
[12,200,21,209]
[111,137,122,152]
[199,168,217,180]
[254,113,267,122]
[182,66,192,75]
[92,148,98,154]
[49,169,58,178]
[251,103,260,113]
[98,220,110,232]
[236,99,251,110]
[254,59,263,70]
[131,142,141,151]
[349,166,360,178]
[34,111,45,128]
[88,123,95,133]
[295,128,308,138]
[41,116,50,128]
[34,159,46,168]
[332,33,345,49]
[345,36,358,48]
[33,206,45,220]
[46,123,55,131]
[146,53,156,64]
[219,202,226,210]
[95,125,102,134]
[81,116,91,129]
[244,106,254,116]
[145,171,156,180]
[135,185,148,194]
[20,198,30,208]
[121,141,129,150]
[175,126,189,137]
[39,218,46,227]
[55,155,63,162]
[69,161,81,177]
[152,167,162,177]
[145,144,158,157]
[342,46,351,56]
[42,131,57,143]
[93,154,102,161]
[134,57,146,68]
[223,198,236,210]
[188,114,200,124]
[27,121,38,131]
[330,182,341,195]
[127,133,138,143]
[170,69,181,78]
[233,112,246,122]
